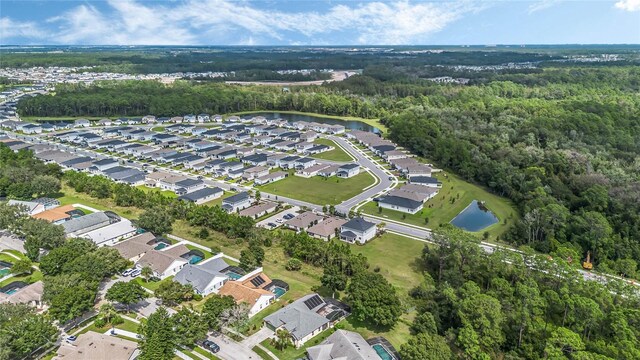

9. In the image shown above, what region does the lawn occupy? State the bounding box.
[135,185,178,198]
[360,171,517,240]
[76,318,140,336]
[351,232,425,297]
[310,138,354,162]
[0,253,17,266]
[58,184,144,219]
[257,171,375,206]
[1,250,28,261]
[200,191,236,208]
[134,276,174,292]
[192,346,221,360]
[251,346,272,360]
[0,270,43,287]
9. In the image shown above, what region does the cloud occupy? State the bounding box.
[528,0,561,14]
[0,0,482,45]
[615,0,640,11]
[0,17,47,43]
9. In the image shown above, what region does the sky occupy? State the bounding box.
[1,0,639,45]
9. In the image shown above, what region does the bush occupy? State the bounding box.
[198,228,210,239]
[94,318,106,328]
[285,258,302,271]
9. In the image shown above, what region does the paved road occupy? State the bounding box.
[329,136,396,215]
[209,332,263,360]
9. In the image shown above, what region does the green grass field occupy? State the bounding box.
[0,270,43,287]
[360,172,517,240]
[135,185,178,198]
[75,318,140,336]
[58,184,144,219]
[134,276,174,292]
[310,138,354,162]
[257,171,375,206]
[260,327,336,360]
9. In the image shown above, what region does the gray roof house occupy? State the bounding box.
[62,212,114,237]
[174,257,229,296]
[306,330,379,360]
[222,192,252,213]
[340,217,376,244]
[264,293,348,348]
[178,187,224,204]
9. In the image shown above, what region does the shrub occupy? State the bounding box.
[285,258,302,271]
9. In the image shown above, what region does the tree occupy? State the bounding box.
[9,259,33,275]
[411,312,438,335]
[201,295,236,330]
[219,303,249,333]
[457,282,506,353]
[172,308,208,348]
[544,327,585,358]
[106,281,148,310]
[155,281,194,306]
[346,271,402,327]
[138,307,176,360]
[285,258,302,271]
[141,266,154,282]
[95,303,123,328]
[254,190,261,202]
[0,304,59,360]
[239,242,264,271]
[30,175,61,197]
[321,263,348,298]
[400,333,452,360]
[271,329,292,351]
[137,207,173,235]
[19,219,65,261]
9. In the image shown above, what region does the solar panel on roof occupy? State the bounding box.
[303,294,323,310]
[250,275,266,287]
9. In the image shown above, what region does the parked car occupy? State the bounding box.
[275,218,284,223]
[267,222,277,228]
[283,213,295,220]
[66,335,77,342]
[121,269,134,277]
[202,340,220,353]
[129,268,142,277]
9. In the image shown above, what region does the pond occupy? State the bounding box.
[247,112,381,133]
[450,200,499,232]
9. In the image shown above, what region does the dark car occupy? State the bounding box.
[202,340,220,353]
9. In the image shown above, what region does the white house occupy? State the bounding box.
[336,163,360,178]
[340,217,376,244]
[174,257,229,296]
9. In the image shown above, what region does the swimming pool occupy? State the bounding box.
[154,243,169,250]
[372,344,394,360]
[189,255,203,264]
[271,286,286,298]
[227,272,243,280]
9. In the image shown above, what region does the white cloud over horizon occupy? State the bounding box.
[1,0,482,45]
[615,0,640,11]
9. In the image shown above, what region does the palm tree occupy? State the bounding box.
[99,303,118,326]
[271,329,292,351]
[141,266,153,282]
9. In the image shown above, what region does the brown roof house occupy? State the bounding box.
[218,272,276,317]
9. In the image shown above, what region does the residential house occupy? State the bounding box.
[242,153,268,167]
[21,123,42,134]
[33,204,77,224]
[174,178,206,195]
[336,163,360,178]
[294,157,316,170]
[318,164,341,178]
[174,257,229,296]
[222,192,252,213]
[239,202,277,219]
[111,232,157,262]
[296,163,329,178]
[74,118,90,128]
[53,331,139,360]
[135,246,189,279]
[340,217,376,244]
[7,200,45,216]
[307,217,347,241]
[254,171,287,185]
[306,330,379,360]
[0,281,46,310]
[242,166,269,181]
[61,212,114,237]
[218,272,276,317]
[285,211,324,231]
[178,187,224,204]
[264,293,348,348]
[91,158,119,173]
[82,218,137,247]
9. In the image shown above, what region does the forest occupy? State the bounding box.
[15,63,640,280]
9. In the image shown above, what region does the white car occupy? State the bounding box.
[129,269,142,277]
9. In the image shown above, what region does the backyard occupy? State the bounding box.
[360,171,517,239]
[257,171,375,206]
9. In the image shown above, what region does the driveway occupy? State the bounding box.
[209,333,263,360]
[256,206,300,229]
[241,326,273,348]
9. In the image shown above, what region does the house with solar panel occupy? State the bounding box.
[218,272,277,317]
[263,293,349,348]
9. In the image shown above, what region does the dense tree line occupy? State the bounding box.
[399,226,640,359]
[0,146,62,199]
[0,304,58,360]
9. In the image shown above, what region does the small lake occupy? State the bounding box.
[248,112,380,133]
[450,200,499,232]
